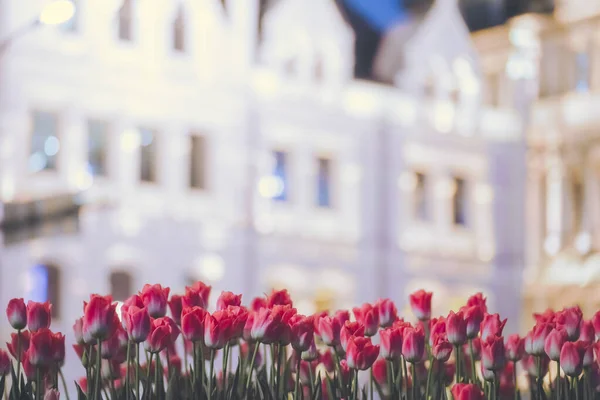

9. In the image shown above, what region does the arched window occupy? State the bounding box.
[172,5,186,52]
[118,0,134,41]
[26,264,61,319]
[110,271,133,301]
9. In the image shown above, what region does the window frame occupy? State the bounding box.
[451,175,470,228]
[189,133,208,191]
[315,155,334,209]
[412,171,430,222]
[109,270,134,302]
[138,127,159,184]
[87,118,110,178]
[29,110,61,175]
[271,149,291,202]
[117,0,135,43]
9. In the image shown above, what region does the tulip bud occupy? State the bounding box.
[481,336,505,371]
[7,298,27,330]
[463,305,484,339]
[144,318,172,353]
[217,291,242,310]
[77,377,88,394]
[429,317,446,346]
[409,290,433,321]
[451,383,484,400]
[26,301,52,332]
[353,304,379,337]
[376,299,397,328]
[556,306,583,341]
[466,293,488,314]
[83,295,117,340]
[266,289,293,308]
[560,341,585,377]
[525,322,553,356]
[544,328,567,361]
[317,315,343,347]
[182,281,211,310]
[204,311,234,349]
[346,336,379,370]
[582,342,593,368]
[51,332,66,365]
[28,328,54,366]
[0,350,10,376]
[372,358,389,393]
[168,295,183,325]
[290,315,315,353]
[579,320,595,344]
[480,313,507,342]
[432,335,453,363]
[340,321,365,352]
[592,311,600,340]
[505,334,524,362]
[140,284,170,318]
[7,330,30,360]
[181,306,206,343]
[402,327,425,363]
[380,326,403,361]
[73,318,85,345]
[446,311,467,346]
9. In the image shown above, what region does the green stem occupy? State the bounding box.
[294,352,302,400]
[135,344,140,400]
[94,339,102,400]
[387,360,393,398]
[222,344,229,388]
[199,342,205,389]
[58,369,71,400]
[209,349,215,400]
[493,373,498,400]
[157,355,163,397]
[125,341,131,398]
[556,360,560,400]
[412,363,418,400]
[276,345,282,399]
[352,369,358,400]
[154,353,159,398]
[574,376,580,400]
[370,368,374,400]
[536,356,542,400]
[109,362,116,399]
[333,350,345,396]
[16,330,21,391]
[146,352,153,395]
[437,363,444,400]
[469,339,477,384]
[36,367,41,400]
[425,357,433,400]
[85,347,91,399]
[402,357,409,397]
[514,361,518,400]
[245,343,259,393]
[308,364,315,397]
[455,345,461,384]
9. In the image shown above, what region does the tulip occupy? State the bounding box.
[7,330,30,360]
[505,334,524,361]
[317,315,344,347]
[466,293,488,313]
[560,341,585,377]
[77,377,88,394]
[446,311,467,346]
[290,315,314,352]
[345,336,379,370]
[432,335,453,362]
[534,308,556,325]
[372,357,388,389]
[380,326,403,360]
[181,306,207,342]
[7,298,27,330]
[83,294,117,340]
[0,350,10,376]
[340,321,365,352]
[582,342,593,367]
[28,328,53,366]
[429,317,447,346]
[51,331,65,365]
[266,289,293,308]
[168,295,183,325]
[204,311,234,349]
[480,362,496,382]
[226,305,248,340]
[140,284,170,318]
[144,318,172,353]
[44,389,60,400]
[579,320,595,344]
[451,383,484,400]
[251,307,282,344]
[21,351,36,380]
[124,305,151,343]
[402,326,425,363]
[353,303,379,336]
[320,349,335,372]
[521,354,549,377]
[376,298,397,328]
[73,318,85,345]
[463,305,484,339]
[556,306,583,341]
[301,340,319,361]
[217,291,242,310]
[480,313,507,342]
[27,301,52,332]
[182,281,212,310]
[481,336,505,371]
[544,328,567,361]
[592,310,600,339]
[409,289,433,321]
[250,297,267,312]
[525,322,553,356]
[463,337,481,361]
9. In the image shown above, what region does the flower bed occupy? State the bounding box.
[2,283,599,399]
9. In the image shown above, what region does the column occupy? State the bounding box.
[545,151,567,253]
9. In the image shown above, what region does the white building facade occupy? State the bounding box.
[0,0,525,380]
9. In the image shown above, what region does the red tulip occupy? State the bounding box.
[432,335,453,362]
[302,340,319,361]
[446,311,467,346]
[290,315,314,352]
[266,289,293,308]
[251,307,282,344]
[250,297,267,312]
[480,361,495,382]
[144,318,172,353]
[556,306,583,341]
[525,322,553,356]
[409,290,432,321]
[579,320,595,344]
[77,377,88,394]
[44,388,60,400]
[101,331,121,360]
[317,315,344,347]
[51,331,65,365]
[544,328,567,361]
[124,306,151,343]
[451,383,484,400]
[225,305,248,340]
[372,357,388,387]
[463,305,484,339]
[7,330,30,360]
[182,281,212,310]
[376,299,397,328]
[560,341,585,377]
[0,350,10,376]
[29,328,53,366]
[353,303,379,336]
[402,326,425,363]
[21,351,36,380]
[27,301,52,332]
[380,326,403,360]
[582,342,593,367]
[480,313,507,342]
[73,318,85,345]
[345,336,379,370]
[83,294,117,340]
[340,321,365,352]
[466,293,488,314]
[592,311,600,340]
[204,311,234,349]
[481,336,505,371]
[140,284,170,318]
[168,295,183,325]
[505,334,524,361]
[429,317,447,346]
[7,298,27,330]
[217,291,242,310]
[463,337,482,361]
[534,308,556,325]
[181,306,207,342]
[521,354,549,377]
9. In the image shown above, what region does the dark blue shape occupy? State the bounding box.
[343,0,408,32]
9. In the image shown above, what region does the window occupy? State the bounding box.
[59,0,77,32]
[110,271,133,301]
[572,178,584,234]
[88,119,108,176]
[316,157,332,207]
[25,264,61,319]
[272,150,289,201]
[575,51,590,92]
[139,128,157,183]
[414,172,429,221]
[118,0,134,41]
[172,6,186,52]
[190,135,206,189]
[452,177,468,226]
[29,111,59,173]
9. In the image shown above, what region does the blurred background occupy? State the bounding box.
[0,0,595,383]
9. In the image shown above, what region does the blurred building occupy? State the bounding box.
[0,0,525,364]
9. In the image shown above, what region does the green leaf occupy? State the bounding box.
[311,372,322,400]
[373,376,386,400]
[9,362,19,400]
[75,381,87,400]
[227,360,242,400]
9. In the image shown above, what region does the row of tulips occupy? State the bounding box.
[2,283,600,399]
